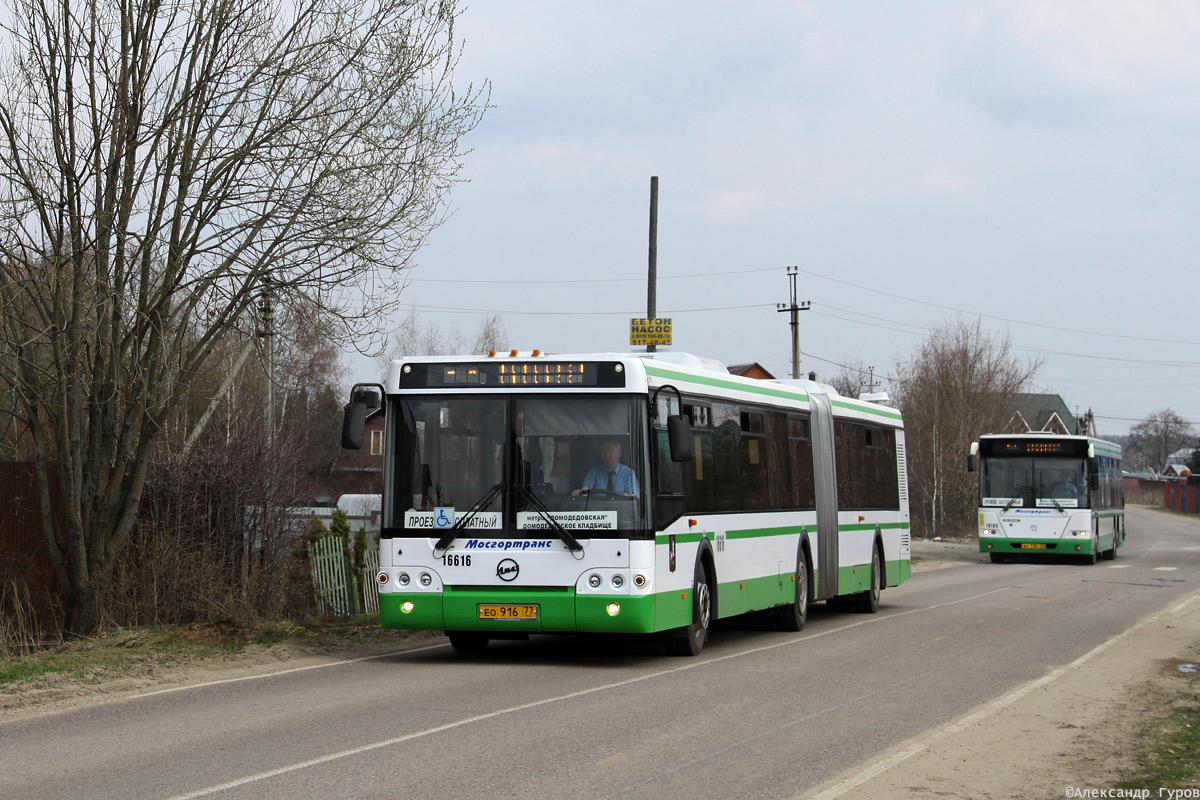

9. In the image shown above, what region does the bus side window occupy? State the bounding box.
[789,416,815,510]
[685,403,715,512]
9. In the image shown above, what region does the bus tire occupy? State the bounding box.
[774,547,809,632]
[447,632,489,653]
[853,545,882,614]
[666,559,712,656]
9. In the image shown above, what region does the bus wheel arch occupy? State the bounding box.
[853,536,884,614]
[774,536,811,632]
[666,541,716,656]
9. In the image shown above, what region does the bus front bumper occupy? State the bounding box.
[379,588,675,634]
[979,538,1096,555]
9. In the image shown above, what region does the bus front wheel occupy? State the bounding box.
[667,560,711,656]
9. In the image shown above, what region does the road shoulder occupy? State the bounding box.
[808,588,1200,800]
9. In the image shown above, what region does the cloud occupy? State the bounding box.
[946,0,1200,129]
[705,190,770,223]
[915,162,973,194]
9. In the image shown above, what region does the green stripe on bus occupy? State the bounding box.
[654,531,708,545]
[828,398,903,421]
[644,364,809,403]
[655,521,911,543]
[838,521,911,532]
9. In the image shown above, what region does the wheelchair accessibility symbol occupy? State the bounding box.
[434,507,455,529]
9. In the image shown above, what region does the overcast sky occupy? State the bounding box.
[350,1,1200,438]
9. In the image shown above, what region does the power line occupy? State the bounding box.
[796,267,1200,347]
[405,266,780,285]
[396,301,774,317]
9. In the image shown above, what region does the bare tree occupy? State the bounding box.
[1127,409,1195,472]
[826,357,873,400]
[380,309,508,366]
[893,319,1040,538]
[0,0,487,634]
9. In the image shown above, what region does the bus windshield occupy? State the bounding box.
[392,394,648,536]
[981,456,1088,509]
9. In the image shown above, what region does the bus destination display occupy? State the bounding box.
[980,438,1088,458]
[400,361,626,389]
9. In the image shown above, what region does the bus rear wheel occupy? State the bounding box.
[774,548,809,632]
[853,547,882,614]
[667,560,711,656]
[447,632,489,653]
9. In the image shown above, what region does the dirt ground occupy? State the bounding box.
[4,541,1198,800]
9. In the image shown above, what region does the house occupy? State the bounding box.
[1006,393,1078,435]
[328,407,385,496]
[1163,447,1194,478]
[727,362,776,380]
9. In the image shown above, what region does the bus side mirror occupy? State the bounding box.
[967,454,977,473]
[341,385,382,450]
[668,415,693,462]
[342,403,367,450]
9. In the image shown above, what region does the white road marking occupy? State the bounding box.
[1155,566,1180,571]
[129,644,448,701]
[807,587,1200,800]
[160,587,1011,800]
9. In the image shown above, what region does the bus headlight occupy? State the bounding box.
[588,574,602,588]
[419,572,433,586]
[611,574,624,589]
[1070,530,1090,537]
[398,572,411,586]
[606,602,621,616]
[401,601,415,614]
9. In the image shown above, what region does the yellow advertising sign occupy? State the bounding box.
[630,317,673,346]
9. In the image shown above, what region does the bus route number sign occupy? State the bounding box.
[630,317,672,347]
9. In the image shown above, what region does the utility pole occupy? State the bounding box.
[647,176,658,353]
[776,266,810,379]
[258,279,275,445]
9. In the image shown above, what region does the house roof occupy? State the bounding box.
[1010,393,1078,434]
[726,362,776,380]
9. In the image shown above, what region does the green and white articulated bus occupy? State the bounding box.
[969,433,1125,564]
[341,351,912,656]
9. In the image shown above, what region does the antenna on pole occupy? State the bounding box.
[860,366,879,396]
[776,266,810,379]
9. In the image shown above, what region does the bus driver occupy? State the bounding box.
[572,439,640,497]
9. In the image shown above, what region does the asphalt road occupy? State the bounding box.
[3,506,1197,800]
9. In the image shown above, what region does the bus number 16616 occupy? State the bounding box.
[440,553,471,567]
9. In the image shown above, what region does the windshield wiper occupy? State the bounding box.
[1001,496,1020,513]
[1046,497,1064,512]
[517,485,583,552]
[435,483,503,550]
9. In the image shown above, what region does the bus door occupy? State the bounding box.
[809,392,838,599]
